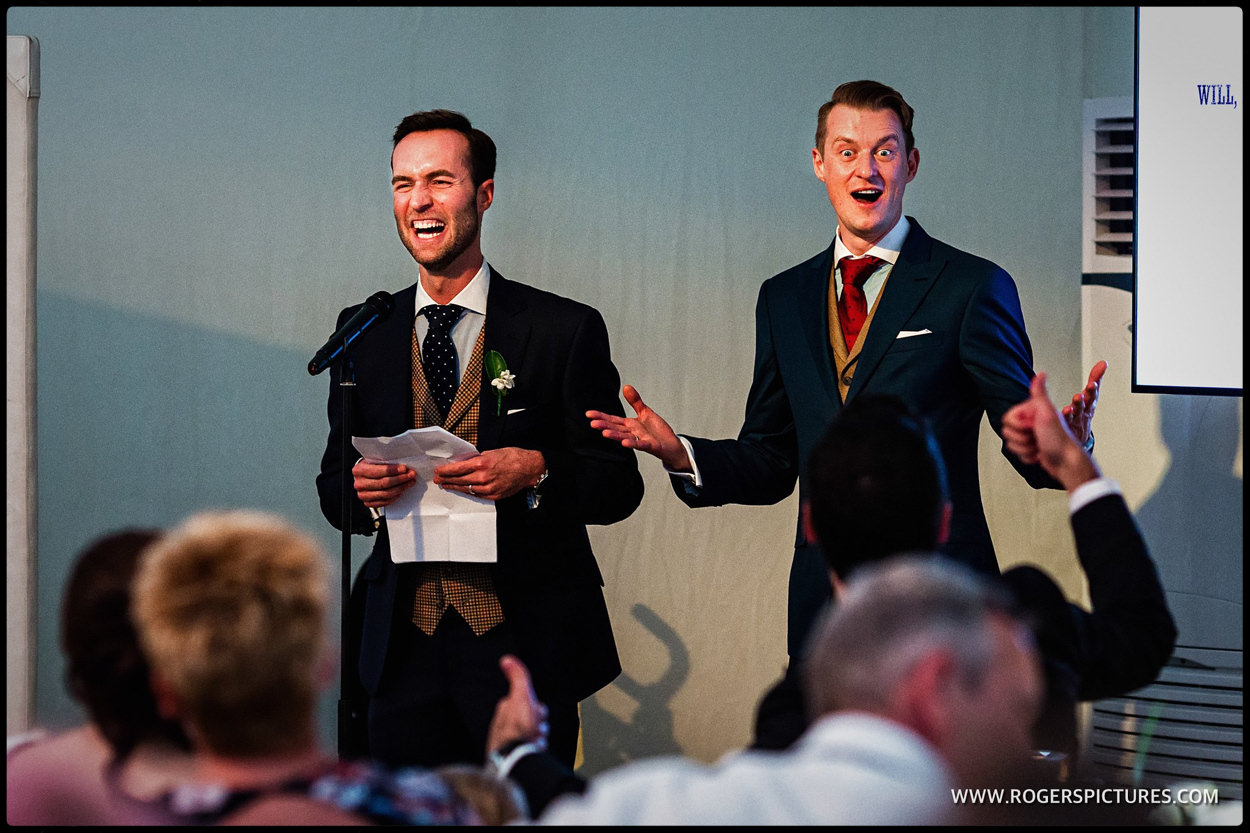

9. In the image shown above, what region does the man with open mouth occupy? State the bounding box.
[588,79,1108,670]
[316,109,643,773]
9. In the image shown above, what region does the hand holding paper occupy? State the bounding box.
[433,446,547,501]
[352,427,497,564]
[352,458,417,508]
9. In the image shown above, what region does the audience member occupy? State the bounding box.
[126,509,486,825]
[515,557,1042,824]
[6,529,195,825]
[752,376,1176,761]
[437,764,528,825]
[487,375,1176,820]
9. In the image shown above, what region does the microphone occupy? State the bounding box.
[308,291,395,375]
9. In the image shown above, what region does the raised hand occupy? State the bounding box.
[1002,372,1100,491]
[1061,360,1107,447]
[587,385,692,472]
[486,654,549,756]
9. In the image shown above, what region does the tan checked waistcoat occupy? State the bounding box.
[409,325,505,636]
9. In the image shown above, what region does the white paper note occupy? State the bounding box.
[352,427,497,564]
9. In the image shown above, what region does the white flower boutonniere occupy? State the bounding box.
[486,349,514,415]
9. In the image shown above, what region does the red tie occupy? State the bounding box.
[837,255,885,350]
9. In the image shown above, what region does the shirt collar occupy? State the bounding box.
[833,215,910,266]
[414,260,491,316]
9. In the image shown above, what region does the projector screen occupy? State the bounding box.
[1134,7,1243,395]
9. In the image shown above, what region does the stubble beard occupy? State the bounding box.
[404,213,479,275]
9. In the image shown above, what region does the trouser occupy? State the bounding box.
[366,608,579,769]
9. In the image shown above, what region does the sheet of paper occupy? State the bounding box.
[352,427,497,564]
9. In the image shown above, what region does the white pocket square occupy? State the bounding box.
[896,329,932,339]
[507,407,527,415]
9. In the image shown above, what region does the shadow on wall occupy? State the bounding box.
[1134,394,1243,652]
[34,290,340,735]
[579,603,690,777]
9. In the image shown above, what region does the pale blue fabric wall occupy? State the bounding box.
[11,6,1234,771]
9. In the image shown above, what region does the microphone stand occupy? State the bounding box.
[310,295,394,759]
[336,356,360,759]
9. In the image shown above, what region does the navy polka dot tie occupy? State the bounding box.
[420,304,465,420]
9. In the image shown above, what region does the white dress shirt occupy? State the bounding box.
[535,712,955,826]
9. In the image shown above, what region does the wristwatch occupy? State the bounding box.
[527,468,549,510]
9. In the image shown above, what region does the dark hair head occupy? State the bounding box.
[60,528,190,759]
[805,394,949,579]
[392,109,497,187]
[815,80,916,155]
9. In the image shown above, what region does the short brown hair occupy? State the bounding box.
[392,109,497,187]
[815,80,916,155]
[132,510,328,758]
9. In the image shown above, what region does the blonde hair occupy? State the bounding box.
[132,509,329,757]
[436,765,529,824]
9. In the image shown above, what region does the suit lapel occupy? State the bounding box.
[847,218,942,399]
[795,244,842,414]
[478,272,531,451]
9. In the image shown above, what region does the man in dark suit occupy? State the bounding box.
[588,79,1107,657]
[316,110,643,770]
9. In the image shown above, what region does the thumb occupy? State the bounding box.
[499,654,533,695]
[622,384,646,415]
[1030,371,1049,403]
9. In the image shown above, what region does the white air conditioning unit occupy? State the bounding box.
[1082,96,1134,274]
[1086,649,1243,801]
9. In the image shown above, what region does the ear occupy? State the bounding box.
[811,147,827,182]
[938,500,953,546]
[905,147,920,183]
[801,500,819,546]
[148,669,182,721]
[830,572,846,598]
[892,649,957,746]
[315,647,338,691]
[477,178,495,213]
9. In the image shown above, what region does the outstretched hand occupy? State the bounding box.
[1061,360,1107,447]
[1002,372,1101,491]
[587,385,692,472]
[486,654,549,756]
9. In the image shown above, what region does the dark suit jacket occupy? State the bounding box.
[316,272,644,704]
[750,492,1178,756]
[675,218,1060,653]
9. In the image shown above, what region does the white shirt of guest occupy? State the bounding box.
[534,712,955,826]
